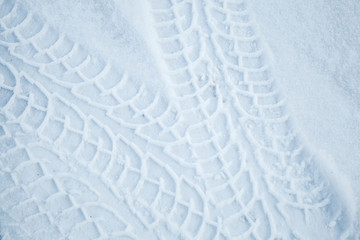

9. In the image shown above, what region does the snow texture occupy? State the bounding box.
[0,0,358,239]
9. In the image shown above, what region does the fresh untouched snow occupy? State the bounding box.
[0,0,359,239]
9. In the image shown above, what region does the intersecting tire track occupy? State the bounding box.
[0,1,213,239]
[148,0,353,239]
[0,0,354,239]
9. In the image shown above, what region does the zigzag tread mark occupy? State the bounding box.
[0,1,220,239]
[149,0,353,238]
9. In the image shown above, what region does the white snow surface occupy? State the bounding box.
[0,0,359,239]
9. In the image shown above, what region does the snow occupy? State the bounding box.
[252,0,360,229]
[0,0,359,239]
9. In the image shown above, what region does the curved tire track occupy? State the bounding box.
[0,0,355,239]
[148,0,353,239]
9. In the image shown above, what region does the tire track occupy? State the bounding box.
[204,1,352,239]
[148,0,353,239]
[0,0,355,239]
[0,1,212,239]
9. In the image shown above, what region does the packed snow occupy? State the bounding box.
[0,0,359,239]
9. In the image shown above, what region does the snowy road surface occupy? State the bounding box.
[0,0,359,239]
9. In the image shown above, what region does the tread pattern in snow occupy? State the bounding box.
[0,0,354,239]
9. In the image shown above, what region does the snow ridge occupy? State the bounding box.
[0,0,355,239]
